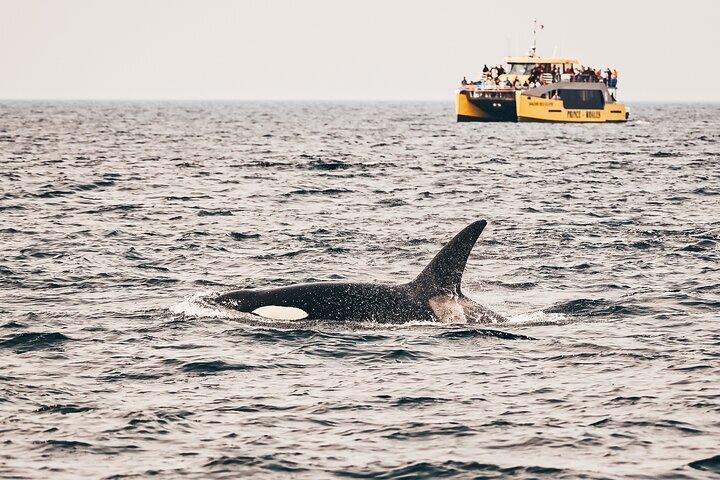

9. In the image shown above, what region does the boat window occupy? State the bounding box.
[559,89,604,109]
[508,64,532,75]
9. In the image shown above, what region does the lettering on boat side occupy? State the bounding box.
[566,111,601,119]
[529,101,553,107]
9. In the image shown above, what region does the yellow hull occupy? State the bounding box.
[456,92,498,121]
[456,90,629,123]
[516,95,628,123]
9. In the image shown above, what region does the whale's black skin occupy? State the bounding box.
[215,220,505,323]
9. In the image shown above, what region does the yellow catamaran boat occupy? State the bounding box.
[456,22,628,123]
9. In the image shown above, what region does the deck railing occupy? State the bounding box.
[460,73,618,95]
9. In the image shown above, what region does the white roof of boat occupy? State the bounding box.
[505,56,579,64]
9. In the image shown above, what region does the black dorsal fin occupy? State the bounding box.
[409,220,487,296]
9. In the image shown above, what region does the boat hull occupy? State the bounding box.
[516,94,628,123]
[456,91,517,122]
[455,89,629,123]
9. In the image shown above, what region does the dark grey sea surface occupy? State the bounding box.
[0,101,719,479]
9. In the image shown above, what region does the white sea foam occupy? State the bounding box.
[169,290,241,319]
[507,310,571,326]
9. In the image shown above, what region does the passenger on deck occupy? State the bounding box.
[552,65,560,82]
[461,77,468,86]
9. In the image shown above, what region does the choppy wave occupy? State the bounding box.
[0,331,71,351]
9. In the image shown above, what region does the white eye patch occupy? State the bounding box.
[251,305,309,321]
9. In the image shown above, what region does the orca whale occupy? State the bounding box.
[215,220,505,324]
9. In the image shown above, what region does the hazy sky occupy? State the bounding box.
[1,0,718,101]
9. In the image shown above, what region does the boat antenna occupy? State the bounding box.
[529,19,537,57]
[529,19,543,57]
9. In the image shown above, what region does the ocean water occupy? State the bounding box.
[0,101,719,479]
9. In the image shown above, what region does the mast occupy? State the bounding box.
[529,18,537,57]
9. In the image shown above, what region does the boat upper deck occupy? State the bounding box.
[459,63,620,100]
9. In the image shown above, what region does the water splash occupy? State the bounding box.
[508,310,572,326]
[168,290,241,319]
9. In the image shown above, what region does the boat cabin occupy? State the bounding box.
[523,81,616,109]
[500,56,579,83]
